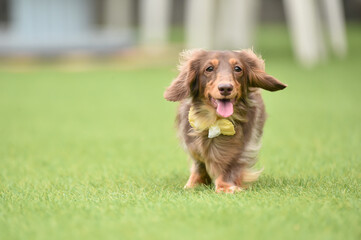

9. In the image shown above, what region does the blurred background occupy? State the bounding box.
[0,0,360,66]
[1,1,361,239]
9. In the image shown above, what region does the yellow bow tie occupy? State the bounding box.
[188,107,235,138]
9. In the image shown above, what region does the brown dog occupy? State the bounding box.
[164,49,287,193]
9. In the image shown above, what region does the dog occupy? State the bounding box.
[164,49,287,193]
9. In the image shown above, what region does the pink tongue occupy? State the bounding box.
[216,100,234,118]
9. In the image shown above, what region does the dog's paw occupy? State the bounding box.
[184,183,196,189]
[215,185,243,194]
[184,184,191,189]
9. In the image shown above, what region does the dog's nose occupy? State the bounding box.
[218,83,233,96]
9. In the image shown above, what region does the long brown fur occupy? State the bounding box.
[164,49,287,193]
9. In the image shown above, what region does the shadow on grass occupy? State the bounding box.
[253,174,320,190]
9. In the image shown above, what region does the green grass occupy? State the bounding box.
[1,25,361,240]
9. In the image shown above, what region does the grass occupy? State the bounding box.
[0,25,360,240]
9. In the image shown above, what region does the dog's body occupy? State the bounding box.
[164,49,286,193]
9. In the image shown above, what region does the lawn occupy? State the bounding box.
[0,25,360,240]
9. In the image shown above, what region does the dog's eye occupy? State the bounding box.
[206,66,214,72]
[234,66,242,72]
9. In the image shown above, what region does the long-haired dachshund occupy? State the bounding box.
[164,49,287,193]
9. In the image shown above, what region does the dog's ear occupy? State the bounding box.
[164,50,203,101]
[239,49,287,92]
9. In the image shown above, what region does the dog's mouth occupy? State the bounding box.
[210,97,235,118]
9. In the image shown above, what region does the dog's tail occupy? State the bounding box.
[242,167,264,183]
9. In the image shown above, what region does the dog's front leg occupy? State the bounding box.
[184,161,211,189]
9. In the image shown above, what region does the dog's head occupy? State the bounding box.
[164,49,287,118]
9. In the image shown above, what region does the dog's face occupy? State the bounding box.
[164,49,287,117]
[199,52,244,117]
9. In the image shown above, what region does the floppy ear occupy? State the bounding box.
[164,50,203,101]
[239,49,287,92]
[248,69,287,92]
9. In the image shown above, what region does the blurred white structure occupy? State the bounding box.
[284,0,347,66]
[283,0,327,66]
[184,0,347,66]
[185,0,260,50]
[139,0,170,46]
[214,0,260,50]
[321,0,347,57]
[185,0,216,49]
